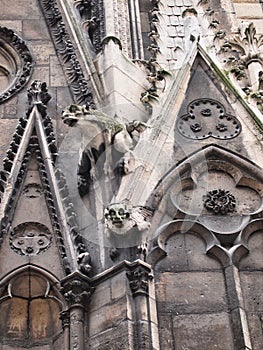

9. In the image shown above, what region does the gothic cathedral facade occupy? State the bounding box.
[0,0,262,349]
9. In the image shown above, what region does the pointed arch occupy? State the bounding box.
[0,264,66,348]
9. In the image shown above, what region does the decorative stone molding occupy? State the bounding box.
[126,265,153,296]
[55,168,93,276]
[150,145,263,243]
[227,23,263,67]
[10,222,52,256]
[217,22,263,104]
[203,189,236,214]
[0,26,33,104]
[39,0,95,107]
[176,98,241,140]
[60,310,70,329]
[73,0,105,54]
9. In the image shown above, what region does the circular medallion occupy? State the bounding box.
[10,222,52,256]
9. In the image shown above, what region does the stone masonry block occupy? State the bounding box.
[172,313,234,350]
[239,271,263,312]
[89,280,111,313]
[22,19,50,41]
[0,0,40,20]
[234,3,263,19]
[155,271,227,314]
[89,296,129,336]
[89,320,134,350]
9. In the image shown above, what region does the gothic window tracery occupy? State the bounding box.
[0,271,63,348]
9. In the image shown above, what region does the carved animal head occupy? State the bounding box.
[62,104,88,127]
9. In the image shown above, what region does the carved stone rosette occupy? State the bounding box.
[203,189,236,214]
[10,222,52,256]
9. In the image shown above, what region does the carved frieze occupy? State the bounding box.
[176,98,241,140]
[0,26,33,104]
[10,222,52,256]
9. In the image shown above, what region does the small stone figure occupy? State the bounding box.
[77,243,92,275]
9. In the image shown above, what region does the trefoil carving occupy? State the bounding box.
[176,98,241,140]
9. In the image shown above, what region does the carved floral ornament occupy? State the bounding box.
[203,189,236,214]
[176,98,241,140]
[0,26,33,103]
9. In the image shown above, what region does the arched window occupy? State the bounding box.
[0,268,64,349]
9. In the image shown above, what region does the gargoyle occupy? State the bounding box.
[104,202,153,235]
[62,105,148,195]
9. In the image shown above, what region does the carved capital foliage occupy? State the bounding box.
[126,265,153,296]
[228,23,263,66]
[61,272,94,308]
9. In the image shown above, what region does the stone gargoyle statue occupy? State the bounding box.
[62,104,148,195]
[104,202,153,237]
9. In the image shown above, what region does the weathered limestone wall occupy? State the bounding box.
[233,0,263,33]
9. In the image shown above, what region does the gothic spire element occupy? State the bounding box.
[27,80,51,107]
[0,81,94,278]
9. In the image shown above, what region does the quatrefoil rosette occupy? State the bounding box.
[10,222,52,256]
[176,98,241,140]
